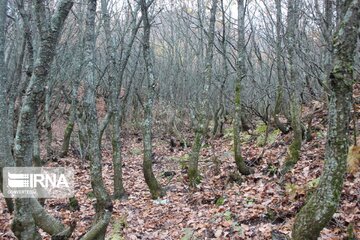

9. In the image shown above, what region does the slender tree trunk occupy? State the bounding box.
[82,0,112,239]
[60,82,78,157]
[140,0,164,199]
[213,0,227,138]
[101,0,122,197]
[282,0,302,173]
[111,111,126,198]
[274,0,289,134]
[60,1,85,158]
[314,0,334,95]
[233,0,252,175]
[188,0,218,186]
[101,0,141,199]
[292,1,359,239]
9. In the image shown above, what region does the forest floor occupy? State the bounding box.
[0,103,359,239]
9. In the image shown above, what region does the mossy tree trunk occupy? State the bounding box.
[0,0,15,215]
[273,0,290,134]
[82,0,113,239]
[188,0,218,186]
[60,62,82,157]
[11,0,74,238]
[282,0,302,173]
[188,123,204,186]
[140,0,164,199]
[101,0,122,199]
[233,0,252,175]
[101,0,141,199]
[292,1,359,239]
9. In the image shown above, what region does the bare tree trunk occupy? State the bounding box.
[101,0,141,199]
[212,0,227,137]
[233,0,252,175]
[11,0,74,238]
[140,0,164,199]
[60,80,79,157]
[0,0,15,215]
[82,0,112,239]
[282,0,302,173]
[273,0,289,134]
[292,1,359,239]
[188,0,218,186]
[60,1,85,158]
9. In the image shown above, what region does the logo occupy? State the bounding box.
[2,167,74,198]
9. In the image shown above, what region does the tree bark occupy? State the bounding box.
[273,0,290,134]
[233,0,252,175]
[292,1,360,239]
[188,0,218,186]
[11,0,74,238]
[0,0,15,215]
[60,1,85,158]
[140,0,165,199]
[282,0,302,173]
[212,0,227,138]
[101,0,141,199]
[82,0,112,239]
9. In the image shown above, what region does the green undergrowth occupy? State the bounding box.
[255,123,281,147]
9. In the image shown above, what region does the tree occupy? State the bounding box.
[10,0,75,238]
[60,0,86,158]
[0,0,15,214]
[101,0,142,199]
[212,0,229,137]
[292,0,360,239]
[233,0,252,175]
[100,0,124,199]
[273,0,289,134]
[282,0,302,173]
[140,0,165,199]
[188,0,218,186]
[80,0,113,239]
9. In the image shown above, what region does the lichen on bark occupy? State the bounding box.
[292,1,359,239]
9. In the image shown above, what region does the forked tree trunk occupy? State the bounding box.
[292,1,359,239]
[101,0,141,199]
[11,0,74,238]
